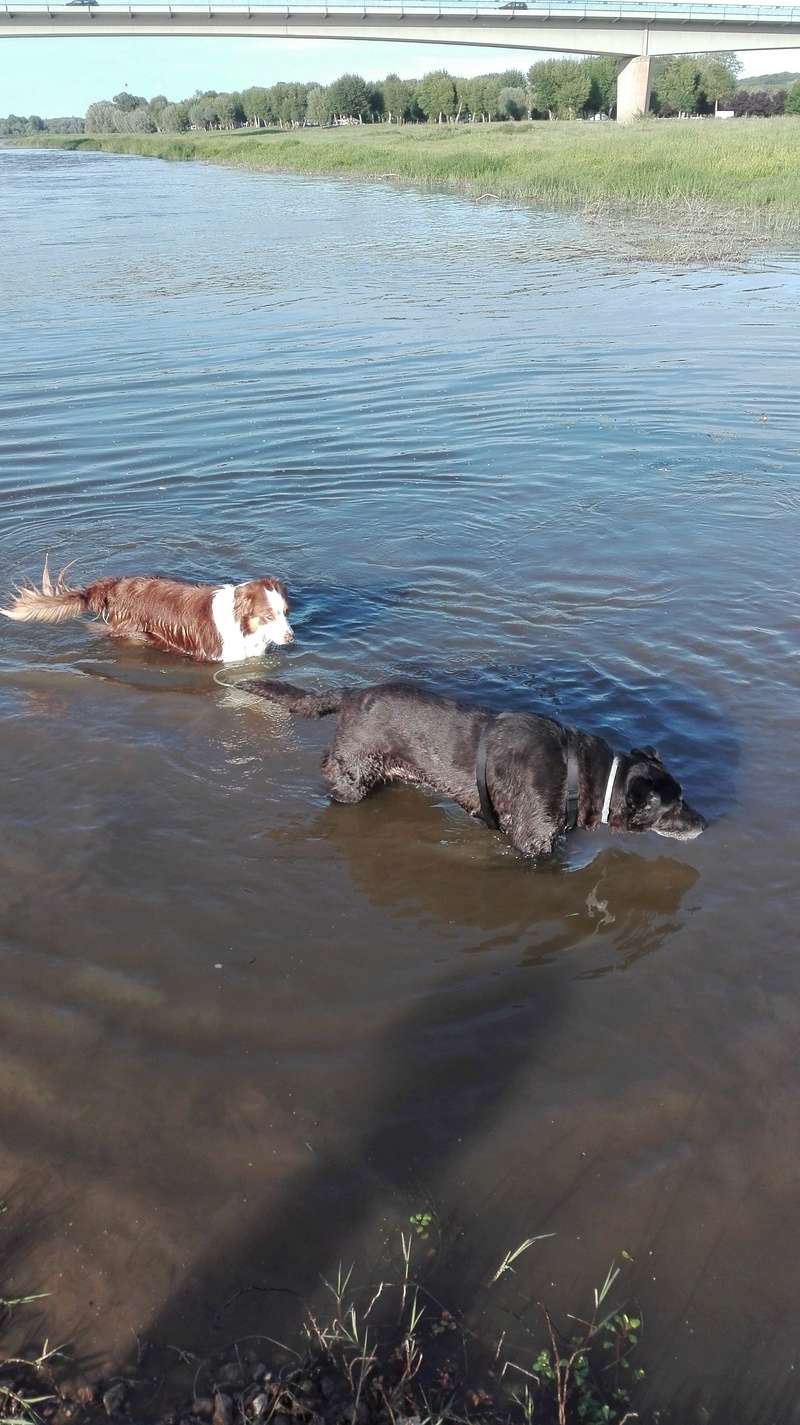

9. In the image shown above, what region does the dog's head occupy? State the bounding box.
[616,747,707,841]
[234,578,293,647]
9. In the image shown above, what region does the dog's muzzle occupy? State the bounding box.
[653,800,708,840]
[269,617,294,646]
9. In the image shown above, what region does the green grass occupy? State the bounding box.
[12,118,800,225]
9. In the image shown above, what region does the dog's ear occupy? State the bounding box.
[630,745,659,763]
[233,582,263,630]
[258,577,288,608]
[626,774,663,816]
[625,763,682,826]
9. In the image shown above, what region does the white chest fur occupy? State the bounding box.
[211,585,273,663]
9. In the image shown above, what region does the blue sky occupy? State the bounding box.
[2,35,795,117]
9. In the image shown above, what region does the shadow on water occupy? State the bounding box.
[126,808,699,1402]
[0,1175,102,1383]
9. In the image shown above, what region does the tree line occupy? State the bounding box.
[3,53,800,137]
[0,114,84,136]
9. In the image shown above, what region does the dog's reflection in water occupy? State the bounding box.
[306,787,699,977]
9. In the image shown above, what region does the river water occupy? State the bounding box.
[1,146,798,1422]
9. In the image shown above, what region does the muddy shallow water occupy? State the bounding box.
[1,147,799,1423]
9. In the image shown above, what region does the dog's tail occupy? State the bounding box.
[1,558,88,625]
[233,678,344,718]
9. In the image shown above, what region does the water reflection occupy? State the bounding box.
[311,795,700,974]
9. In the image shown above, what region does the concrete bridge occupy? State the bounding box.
[3,0,800,119]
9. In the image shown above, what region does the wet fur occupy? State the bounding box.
[2,560,291,663]
[237,678,707,859]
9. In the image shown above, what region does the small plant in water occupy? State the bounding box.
[409,1211,433,1240]
[509,1262,643,1425]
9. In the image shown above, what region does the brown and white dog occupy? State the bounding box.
[1,559,293,663]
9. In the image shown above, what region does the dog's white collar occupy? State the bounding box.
[600,755,620,825]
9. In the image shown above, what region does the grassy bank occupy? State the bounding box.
[12,118,800,226]
[1,1222,644,1425]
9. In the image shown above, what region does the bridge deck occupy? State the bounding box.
[4,0,800,81]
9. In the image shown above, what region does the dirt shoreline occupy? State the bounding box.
[2,1246,645,1425]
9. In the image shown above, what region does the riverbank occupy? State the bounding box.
[12,118,800,229]
[2,1232,643,1425]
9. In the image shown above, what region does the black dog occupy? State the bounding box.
[237,678,707,859]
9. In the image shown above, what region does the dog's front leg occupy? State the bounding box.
[508,798,556,861]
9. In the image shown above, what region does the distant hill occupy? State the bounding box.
[737,70,800,92]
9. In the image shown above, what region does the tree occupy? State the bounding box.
[464,72,525,120]
[528,60,565,119]
[584,56,618,115]
[367,85,385,122]
[306,85,333,126]
[458,76,482,120]
[278,82,309,126]
[461,75,490,121]
[654,57,702,114]
[498,85,528,120]
[552,59,591,117]
[415,70,457,123]
[112,90,146,112]
[85,100,118,133]
[157,103,188,132]
[699,59,737,112]
[239,86,270,126]
[267,82,288,126]
[785,79,800,113]
[48,116,85,133]
[382,74,401,123]
[652,49,740,114]
[124,107,158,133]
[496,68,527,89]
[327,73,370,121]
[528,59,591,118]
[383,73,415,123]
[215,93,245,128]
[709,51,743,82]
[478,74,503,120]
[187,98,218,130]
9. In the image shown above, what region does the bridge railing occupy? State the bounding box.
[4,0,800,13]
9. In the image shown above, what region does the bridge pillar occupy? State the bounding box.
[616,56,652,122]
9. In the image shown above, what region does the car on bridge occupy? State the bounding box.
[66,1,99,7]
[499,3,529,9]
